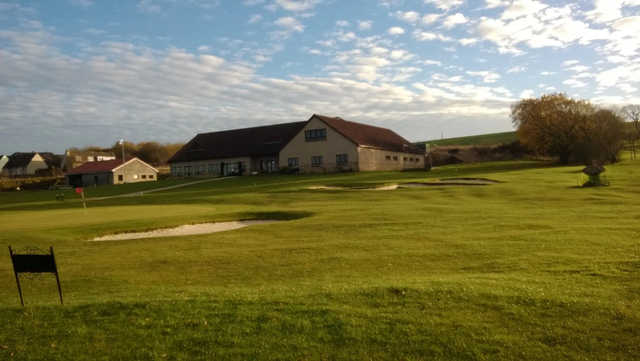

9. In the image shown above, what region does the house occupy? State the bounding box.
[2,152,63,177]
[66,157,158,187]
[279,115,426,173]
[169,114,427,176]
[168,121,307,176]
[0,155,8,173]
[61,150,116,172]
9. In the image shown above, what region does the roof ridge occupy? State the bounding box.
[196,121,307,136]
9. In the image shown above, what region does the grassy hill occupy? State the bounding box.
[1,159,639,360]
[419,131,517,147]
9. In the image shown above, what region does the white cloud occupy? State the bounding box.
[563,79,588,88]
[442,13,468,29]
[274,16,304,32]
[336,20,350,27]
[507,66,527,73]
[248,14,263,23]
[562,60,580,66]
[396,11,421,24]
[388,26,405,35]
[358,20,373,30]
[413,30,451,42]
[422,13,443,24]
[424,0,463,11]
[519,89,535,98]
[458,38,478,45]
[466,70,501,83]
[274,0,322,12]
[69,0,94,7]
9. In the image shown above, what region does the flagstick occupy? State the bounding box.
[81,189,87,209]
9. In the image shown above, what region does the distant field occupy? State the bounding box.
[0,158,638,360]
[419,131,517,146]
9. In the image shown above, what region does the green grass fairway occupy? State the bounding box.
[1,160,639,360]
[420,131,517,146]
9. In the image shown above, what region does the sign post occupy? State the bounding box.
[76,187,86,208]
[8,246,64,306]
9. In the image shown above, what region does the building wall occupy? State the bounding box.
[279,117,359,173]
[0,156,8,173]
[170,156,252,177]
[79,172,113,187]
[112,159,158,184]
[358,147,425,171]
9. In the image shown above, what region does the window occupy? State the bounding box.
[393,156,398,161]
[404,157,408,161]
[385,155,391,160]
[184,166,192,176]
[305,128,327,141]
[87,156,94,162]
[311,156,323,167]
[336,154,348,165]
[118,175,123,181]
[288,157,299,168]
[199,165,206,175]
[208,164,217,175]
[142,174,147,179]
[149,174,154,179]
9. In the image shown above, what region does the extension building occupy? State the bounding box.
[66,157,158,187]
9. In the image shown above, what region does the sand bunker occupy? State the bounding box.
[90,220,280,241]
[307,178,501,191]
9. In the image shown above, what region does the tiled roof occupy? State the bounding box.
[5,153,36,169]
[66,159,128,175]
[312,114,424,154]
[168,121,307,163]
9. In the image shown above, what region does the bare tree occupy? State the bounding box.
[621,105,640,160]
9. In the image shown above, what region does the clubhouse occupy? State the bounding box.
[168,114,426,176]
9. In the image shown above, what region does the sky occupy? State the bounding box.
[0,0,639,154]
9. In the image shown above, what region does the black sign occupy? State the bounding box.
[8,246,63,306]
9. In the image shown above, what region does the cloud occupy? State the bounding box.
[274,0,322,12]
[248,14,263,23]
[358,20,373,30]
[336,20,350,27]
[423,0,463,11]
[442,13,468,28]
[388,27,405,35]
[69,0,94,7]
[413,30,451,42]
[396,11,421,24]
[466,70,501,83]
[0,28,521,152]
[274,16,304,33]
[507,66,527,73]
[422,13,443,24]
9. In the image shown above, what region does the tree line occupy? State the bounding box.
[511,94,639,164]
[71,141,184,166]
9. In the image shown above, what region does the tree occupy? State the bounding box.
[621,104,640,160]
[511,94,626,165]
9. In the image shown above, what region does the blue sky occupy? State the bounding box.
[0,0,639,153]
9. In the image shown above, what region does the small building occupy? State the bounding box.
[61,150,116,172]
[66,158,158,187]
[2,152,63,177]
[168,121,307,176]
[279,115,426,173]
[0,155,8,173]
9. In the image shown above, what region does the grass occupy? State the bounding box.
[0,159,639,360]
[419,131,518,146]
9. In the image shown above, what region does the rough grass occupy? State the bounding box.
[0,159,639,360]
[419,131,518,146]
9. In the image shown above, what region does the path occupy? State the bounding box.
[87,177,235,201]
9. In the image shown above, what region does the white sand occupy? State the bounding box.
[90,220,280,241]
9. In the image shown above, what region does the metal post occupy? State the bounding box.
[8,246,24,307]
[50,247,63,305]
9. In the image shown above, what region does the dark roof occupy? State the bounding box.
[169,121,307,163]
[5,153,37,169]
[39,152,63,168]
[312,114,424,154]
[66,159,128,175]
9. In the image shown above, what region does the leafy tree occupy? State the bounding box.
[621,104,640,160]
[512,94,626,165]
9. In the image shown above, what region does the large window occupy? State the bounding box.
[305,128,327,141]
[288,157,299,168]
[184,166,192,176]
[208,163,218,175]
[336,153,348,165]
[311,156,323,167]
